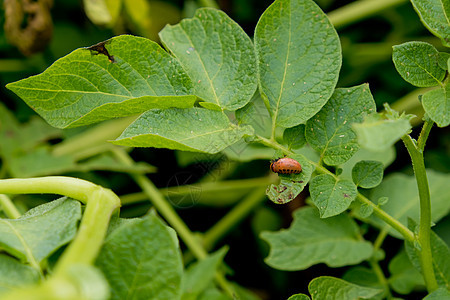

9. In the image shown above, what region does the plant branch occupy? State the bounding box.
[328,0,407,29]
[417,119,434,153]
[0,177,121,275]
[402,135,438,292]
[203,187,268,250]
[357,194,414,242]
[369,259,392,299]
[120,177,274,206]
[0,194,21,219]
[254,134,415,241]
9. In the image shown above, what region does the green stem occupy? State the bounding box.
[254,134,415,241]
[203,188,268,250]
[111,149,235,298]
[0,194,21,219]
[402,135,438,292]
[417,120,434,153]
[52,117,135,157]
[54,188,120,274]
[373,229,389,251]
[369,259,392,299]
[357,194,414,242]
[328,0,407,29]
[120,177,275,206]
[0,177,121,274]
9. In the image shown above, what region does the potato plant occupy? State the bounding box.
[0,0,449,299]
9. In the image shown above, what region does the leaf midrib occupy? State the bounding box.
[180,23,221,107]
[0,220,39,268]
[271,4,292,132]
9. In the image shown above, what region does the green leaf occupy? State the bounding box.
[0,254,40,295]
[405,220,450,288]
[392,42,445,87]
[359,203,374,218]
[0,197,81,263]
[8,147,76,178]
[339,147,396,180]
[388,248,424,294]
[368,170,450,239]
[343,267,384,296]
[410,0,450,47]
[438,52,450,70]
[235,93,272,137]
[422,84,450,127]
[351,160,384,188]
[288,294,310,300]
[96,213,183,300]
[283,124,306,150]
[254,0,341,128]
[159,8,257,111]
[423,288,450,300]
[181,248,227,300]
[353,114,411,152]
[222,141,275,162]
[266,153,314,204]
[260,206,373,270]
[6,35,196,129]
[308,276,382,300]
[0,104,61,159]
[306,84,376,165]
[309,174,357,218]
[113,108,253,153]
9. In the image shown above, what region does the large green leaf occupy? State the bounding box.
[410,0,450,47]
[308,276,382,300]
[254,0,341,128]
[260,206,373,270]
[0,197,81,263]
[6,35,196,129]
[305,84,376,166]
[113,108,253,153]
[96,213,183,300]
[159,8,257,111]
[309,174,357,218]
[0,254,40,295]
[422,84,450,127]
[392,42,445,87]
[367,170,450,239]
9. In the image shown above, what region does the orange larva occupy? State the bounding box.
[270,157,302,174]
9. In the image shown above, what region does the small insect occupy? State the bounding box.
[270,157,302,174]
[86,40,115,63]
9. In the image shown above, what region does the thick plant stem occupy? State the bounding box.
[328,0,407,29]
[112,149,235,298]
[0,177,121,275]
[54,188,120,274]
[402,135,438,292]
